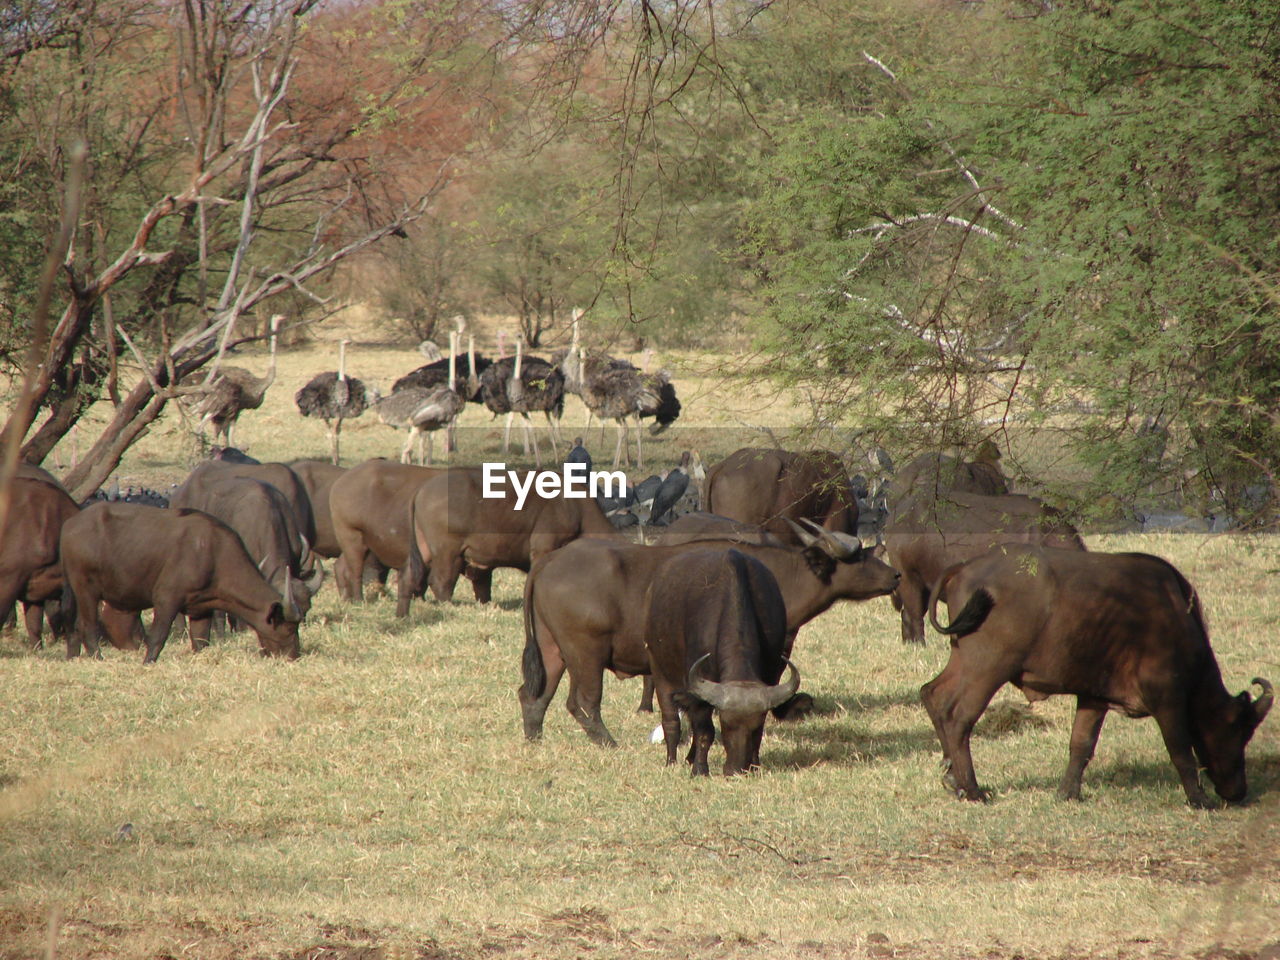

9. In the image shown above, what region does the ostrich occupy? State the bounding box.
[559,331,681,469]
[556,314,680,467]
[294,340,376,465]
[372,331,465,465]
[195,315,282,448]
[479,338,565,467]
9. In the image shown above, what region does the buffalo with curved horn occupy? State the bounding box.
[645,547,799,775]
[924,544,1273,807]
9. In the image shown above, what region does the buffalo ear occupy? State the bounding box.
[800,545,835,581]
[267,602,286,627]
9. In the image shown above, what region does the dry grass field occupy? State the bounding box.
[1,315,1277,960]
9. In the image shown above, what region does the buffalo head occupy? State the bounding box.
[687,654,800,775]
[1197,677,1273,803]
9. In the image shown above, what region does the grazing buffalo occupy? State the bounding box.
[924,545,1273,807]
[704,448,858,545]
[61,502,302,662]
[328,459,443,601]
[170,469,323,638]
[402,466,617,614]
[884,491,1084,645]
[890,445,1009,507]
[184,460,317,546]
[646,548,800,775]
[519,522,898,747]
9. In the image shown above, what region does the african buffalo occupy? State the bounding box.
[646,548,800,775]
[884,491,1084,645]
[170,469,323,637]
[60,502,302,662]
[924,545,1273,807]
[519,522,898,747]
[704,447,857,545]
[402,466,618,614]
[328,459,443,601]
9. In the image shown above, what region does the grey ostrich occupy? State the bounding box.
[479,337,565,467]
[294,340,376,465]
[195,315,282,448]
[372,331,465,464]
[558,318,680,469]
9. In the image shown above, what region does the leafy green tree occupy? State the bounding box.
[742,0,1280,521]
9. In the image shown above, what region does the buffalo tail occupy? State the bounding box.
[927,563,994,637]
[520,571,546,701]
[403,495,428,600]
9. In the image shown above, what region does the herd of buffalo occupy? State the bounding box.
[1,441,1272,808]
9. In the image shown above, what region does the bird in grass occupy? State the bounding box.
[294,339,376,464]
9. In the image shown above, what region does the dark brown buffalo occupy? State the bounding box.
[884,491,1084,645]
[646,548,800,775]
[171,470,323,637]
[186,460,317,546]
[328,459,443,601]
[890,443,1009,506]
[61,502,302,662]
[519,523,899,747]
[402,466,618,615]
[704,448,857,545]
[924,545,1273,808]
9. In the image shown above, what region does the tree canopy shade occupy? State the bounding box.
[742,0,1280,522]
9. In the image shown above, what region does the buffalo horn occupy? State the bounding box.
[303,559,326,595]
[784,518,819,549]
[798,517,861,560]
[687,654,803,715]
[1251,677,1274,724]
[282,568,301,622]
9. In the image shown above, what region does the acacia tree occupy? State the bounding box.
[740,0,1280,521]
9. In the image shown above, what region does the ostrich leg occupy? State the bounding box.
[330,418,343,466]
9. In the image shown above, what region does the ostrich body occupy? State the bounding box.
[562,347,679,469]
[479,338,564,466]
[373,332,464,464]
[196,315,281,447]
[295,340,374,465]
[556,314,680,468]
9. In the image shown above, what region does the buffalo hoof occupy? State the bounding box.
[1186,792,1220,811]
[1056,784,1084,802]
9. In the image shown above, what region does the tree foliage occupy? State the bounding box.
[741,0,1280,521]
